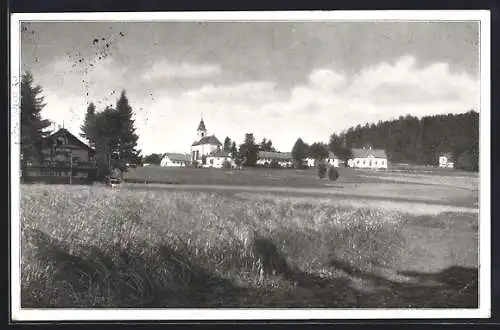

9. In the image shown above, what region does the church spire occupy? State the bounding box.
[197,117,206,132]
[197,116,207,139]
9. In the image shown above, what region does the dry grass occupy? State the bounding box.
[20,184,478,308]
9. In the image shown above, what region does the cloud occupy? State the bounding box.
[141,61,222,81]
[33,55,480,155]
[135,56,479,154]
[181,81,278,105]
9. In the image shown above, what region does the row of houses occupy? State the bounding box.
[159,118,389,169]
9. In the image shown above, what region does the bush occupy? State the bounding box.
[270,159,280,169]
[223,160,232,169]
[327,166,339,181]
[317,163,327,179]
[456,149,478,172]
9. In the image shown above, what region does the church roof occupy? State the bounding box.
[192,135,222,146]
[197,119,206,131]
[207,149,231,158]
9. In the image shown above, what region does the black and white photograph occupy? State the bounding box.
[10,11,490,321]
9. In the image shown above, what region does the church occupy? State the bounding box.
[190,118,223,163]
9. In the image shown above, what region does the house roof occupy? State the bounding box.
[163,153,191,162]
[192,135,222,146]
[351,148,387,159]
[258,151,293,160]
[207,149,231,158]
[42,128,95,153]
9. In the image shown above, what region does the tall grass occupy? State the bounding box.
[20,184,419,307]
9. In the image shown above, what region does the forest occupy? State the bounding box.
[329,110,479,171]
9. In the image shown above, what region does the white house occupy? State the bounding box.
[205,148,233,168]
[326,151,340,168]
[256,151,293,168]
[304,157,316,168]
[304,151,339,168]
[439,153,454,168]
[160,153,191,167]
[348,147,388,169]
[191,118,223,163]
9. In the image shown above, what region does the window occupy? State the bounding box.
[210,159,214,165]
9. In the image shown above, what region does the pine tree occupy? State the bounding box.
[80,102,97,147]
[115,90,140,169]
[230,141,238,158]
[223,137,232,153]
[20,71,52,178]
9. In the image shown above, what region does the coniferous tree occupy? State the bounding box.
[115,90,140,168]
[223,137,232,153]
[20,71,52,178]
[80,102,97,148]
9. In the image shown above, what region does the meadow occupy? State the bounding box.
[20,168,479,308]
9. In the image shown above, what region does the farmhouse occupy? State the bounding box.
[438,153,454,168]
[305,152,339,168]
[24,128,97,182]
[160,153,191,167]
[347,147,388,169]
[205,148,233,168]
[256,151,293,168]
[191,118,223,163]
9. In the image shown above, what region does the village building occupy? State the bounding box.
[304,151,339,168]
[326,151,340,167]
[347,147,388,169]
[190,118,222,163]
[438,152,454,168]
[256,151,294,168]
[160,153,191,167]
[24,128,97,183]
[205,148,234,168]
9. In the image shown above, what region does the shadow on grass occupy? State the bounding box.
[22,229,478,309]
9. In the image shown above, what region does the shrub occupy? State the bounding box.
[317,162,327,179]
[327,166,339,181]
[223,160,232,169]
[456,149,478,172]
[270,159,280,169]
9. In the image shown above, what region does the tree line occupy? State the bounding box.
[328,111,479,171]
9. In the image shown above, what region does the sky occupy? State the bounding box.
[20,20,480,155]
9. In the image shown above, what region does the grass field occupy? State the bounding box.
[20,168,479,308]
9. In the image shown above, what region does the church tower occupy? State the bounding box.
[197,117,207,139]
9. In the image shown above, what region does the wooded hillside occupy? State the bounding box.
[329,110,479,171]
